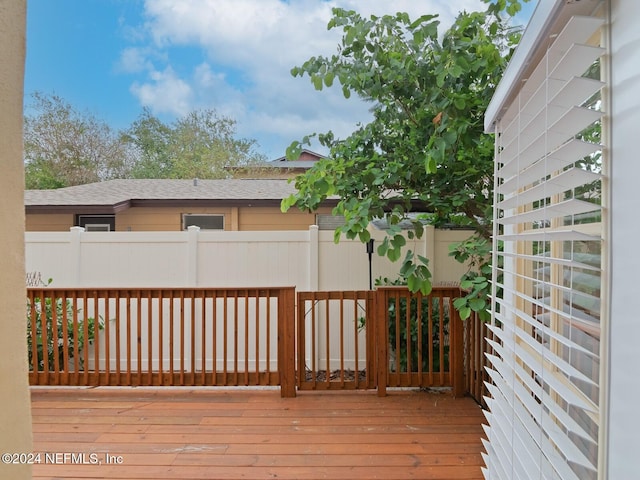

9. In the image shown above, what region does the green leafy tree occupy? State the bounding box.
[282,2,526,312]
[24,92,134,189]
[124,108,267,179]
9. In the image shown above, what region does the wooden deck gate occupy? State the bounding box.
[296,291,376,391]
[295,287,467,397]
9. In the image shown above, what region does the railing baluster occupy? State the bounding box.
[136,289,142,386]
[427,296,435,385]
[93,291,100,386]
[416,293,423,380]
[169,290,174,386]
[51,290,60,383]
[353,294,359,389]
[212,291,218,386]
[244,289,249,386]
[201,291,207,386]
[223,290,228,386]
[266,293,271,385]
[104,292,110,385]
[254,290,260,384]
[158,290,164,386]
[126,291,132,386]
[39,290,50,380]
[190,289,196,386]
[115,291,121,385]
[147,290,153,386]
[233,292,239,385]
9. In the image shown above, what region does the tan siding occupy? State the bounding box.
[27,205,335,232]
[116,207,233,231]
[238,206,333,231]
[26,213,74,231]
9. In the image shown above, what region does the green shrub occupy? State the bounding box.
[26,291,103,371]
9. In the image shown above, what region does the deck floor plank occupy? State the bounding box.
[31,387,485,480]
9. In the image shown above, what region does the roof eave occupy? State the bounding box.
[484,0,602,133]
[25,200,131,215]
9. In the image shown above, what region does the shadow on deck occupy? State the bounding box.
[31,387,485,480]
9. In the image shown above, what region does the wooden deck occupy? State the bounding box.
[31,387,485,480]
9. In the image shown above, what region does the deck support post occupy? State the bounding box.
[278,287,297,398]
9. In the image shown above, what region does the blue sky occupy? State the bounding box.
[25,0,536,161]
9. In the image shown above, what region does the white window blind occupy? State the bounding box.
[484,15,605,480]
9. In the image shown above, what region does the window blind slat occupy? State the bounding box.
[498,107,602,177]
[499,199,600,225]
[498,229,599,241]
[493,349,599,442]
[499,15,605,134]
[487,327,598,413]
[486,376,586,479]
[499,139,601,189]
[499,250,600,272]
[499,168,600,209]
[487,369,592,476]
[493,303,596,359]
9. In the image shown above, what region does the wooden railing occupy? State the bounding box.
[27,286,487,401]
[26,287,296,396]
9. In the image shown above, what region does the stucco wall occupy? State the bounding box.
[0,1,32,479]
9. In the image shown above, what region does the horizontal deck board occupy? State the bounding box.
[31,387,485,480]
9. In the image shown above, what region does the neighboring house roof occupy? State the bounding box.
[25,178,337,214]
[227,149,326,177]
[268,149,325,168]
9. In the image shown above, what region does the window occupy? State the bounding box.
[484,14,605,480]
[182,214,224,230]
[315,214,345,230]
[76,214,115,232]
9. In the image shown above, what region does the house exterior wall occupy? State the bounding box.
[605,0,640,477]
[237,206,332,231]
[26,212,74,231]
[0,1,33,479]
[25,205,335,232]
[116,206,234,231]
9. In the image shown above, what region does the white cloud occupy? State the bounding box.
[130,67,193,117]
[117,47,154,74]
[123,0,488,158]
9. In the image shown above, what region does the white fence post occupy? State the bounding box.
[187,225,200,287]
[309,225,319,291]
[70,226,84,286]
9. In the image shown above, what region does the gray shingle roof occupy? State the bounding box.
[25,179,301,207]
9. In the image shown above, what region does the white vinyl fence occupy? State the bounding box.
[25,225,472,290]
